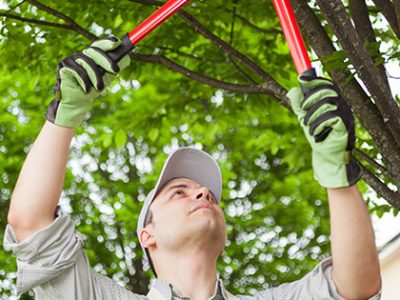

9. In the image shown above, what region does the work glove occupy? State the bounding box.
[287,75,362,188]
[46,36,131,128]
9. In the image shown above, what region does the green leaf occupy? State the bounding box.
[322,50,347,63]
[29,74,40,91]
[114,130,127,148]
[392,208,399,217]
[103,134,112,148]
[270,143,279,155]
[148,128,159,142]
[376,209,384,218]
[114,14,123,28]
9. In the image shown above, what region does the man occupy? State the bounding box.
[4,36,381,299]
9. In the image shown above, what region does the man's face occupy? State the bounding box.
[145,177,227,256]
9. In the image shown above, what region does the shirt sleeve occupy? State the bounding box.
[251,257,381,300]
[3,209,143,300]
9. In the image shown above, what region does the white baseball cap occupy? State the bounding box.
[136,147,222,275]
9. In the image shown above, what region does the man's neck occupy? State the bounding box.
[155,251,219,300]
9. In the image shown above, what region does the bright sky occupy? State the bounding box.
[373,212,400,248]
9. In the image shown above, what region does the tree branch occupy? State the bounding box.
[372,0,400,39]
[349,0,376,44]
[130,52,287,102]
[25,0,97,41]
[353,148,390,178]
[349,0,390,87]
[315,0,400,148]
[291,0,400,190]
[229,2,237,45]
[396,0,400,31]
[228,59,258,85]
[145,46,260,88]
[0,11,71,30]
[178,11,286,97]
[153,46,226,63]
[358,160,400,210]
[50,0,277,106]
[8,1,279,104]
[7,0,26,12]
[127,0,289,105]
[234,14,282,35]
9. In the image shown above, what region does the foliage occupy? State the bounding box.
[0,0,399,298]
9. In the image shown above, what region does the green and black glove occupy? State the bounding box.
[287,75,361,188]
[46,36,131,128]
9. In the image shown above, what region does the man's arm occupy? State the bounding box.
[7,36,131,242]
[287,75,381,299]
[328,185,381,300]
[7,121,74,242]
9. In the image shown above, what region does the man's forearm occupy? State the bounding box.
[8,121,75,241]
[328,185,381,299]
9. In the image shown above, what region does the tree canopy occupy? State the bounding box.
[1,0,399,298]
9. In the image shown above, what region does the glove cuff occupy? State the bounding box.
[345,156,362,187]
[313,153,362,188]
[45,98,60,124]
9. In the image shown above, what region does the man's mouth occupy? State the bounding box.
[190,201,213,213]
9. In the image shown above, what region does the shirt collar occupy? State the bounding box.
[151,277,227,300]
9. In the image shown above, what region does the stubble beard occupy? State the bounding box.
[160,211,226,257]
[181,212,226,254]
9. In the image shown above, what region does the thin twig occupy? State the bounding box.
[229,2,237,45]
[353,148,390,178]
[0,11,71,30]
[358,160,400,209]
[25,0,97,40]
[235,14,282,35]
[228,59,258,84]
[7,0,26,12]
[130,52,278,96]
[152,46,226,63]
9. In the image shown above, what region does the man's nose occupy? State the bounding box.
[195,187,213,202]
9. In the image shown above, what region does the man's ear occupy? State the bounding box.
[139,227,156,249]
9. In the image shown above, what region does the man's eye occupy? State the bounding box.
[172,190,184,197]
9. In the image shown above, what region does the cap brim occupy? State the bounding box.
[152,147,222,202]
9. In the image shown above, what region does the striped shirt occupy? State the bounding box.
[3,210,381,299]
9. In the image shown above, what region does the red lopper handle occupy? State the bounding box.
[272,0,312,75]
[128,0,190,46]
[107,0,191,63]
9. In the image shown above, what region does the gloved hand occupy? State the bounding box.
[46,36,131,128]
[287,75,361,188]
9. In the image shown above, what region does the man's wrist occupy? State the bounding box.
[45,120,76,135]
[327,183,359,194]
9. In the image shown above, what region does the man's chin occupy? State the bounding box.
[189,216,225,239]
[173,220,226,256]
